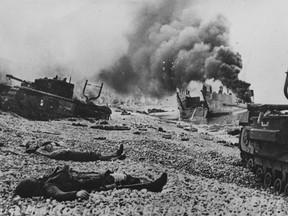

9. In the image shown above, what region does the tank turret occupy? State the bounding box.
[239,71,288,196]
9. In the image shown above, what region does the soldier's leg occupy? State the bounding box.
[117,173,168,192]
[47,144,124,161]
[48,150,97,161]
[99,144,124,161]
[75,171,167,193]
[101,172,168,193]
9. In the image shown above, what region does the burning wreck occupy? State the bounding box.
[177,85,253,119]
[0,74,111,121]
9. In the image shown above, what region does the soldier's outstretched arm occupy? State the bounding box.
[41,184,88,201]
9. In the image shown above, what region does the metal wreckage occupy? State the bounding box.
[239,71,288,195]
[0,74,111,121]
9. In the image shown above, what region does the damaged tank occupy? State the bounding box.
[239,71,288,195]
[0,74,111,121]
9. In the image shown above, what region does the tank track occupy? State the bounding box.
[240,126,288,195]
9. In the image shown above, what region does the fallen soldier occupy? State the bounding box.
[14,165,168,201]
[26,141,125,162]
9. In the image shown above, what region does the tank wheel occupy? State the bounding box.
[284,183,288,197]
[273,178,283,195]
[242,127,249,146]
[264,172,273,189]
[256,167,264,182]
[246,158,255,172]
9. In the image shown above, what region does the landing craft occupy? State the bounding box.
[176,85,253,120]
[239,71,288,195]
[0,74,111,121]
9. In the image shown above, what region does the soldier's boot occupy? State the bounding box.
[100,144,125,161]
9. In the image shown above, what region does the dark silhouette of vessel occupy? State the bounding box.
[177,84,251,120]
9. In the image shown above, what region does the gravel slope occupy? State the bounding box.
[1,109,288,215]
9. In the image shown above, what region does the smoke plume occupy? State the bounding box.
[205,46,251,102]
[99,0,251,102]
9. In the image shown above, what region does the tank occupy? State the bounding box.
[239,71,288,195]
[0,74,111,121]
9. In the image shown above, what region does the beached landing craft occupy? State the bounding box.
[239,71,288,195]
[0,74,111,121]
[177,85,251,120]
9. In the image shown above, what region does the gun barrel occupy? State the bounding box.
[6,74,30,84]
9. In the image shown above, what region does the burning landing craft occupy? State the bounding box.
[177,85,253,120]
[0,74,111,121]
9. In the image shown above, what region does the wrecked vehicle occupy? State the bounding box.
[239,71,288,195]
[0,74,111,121]
[177,85,252,120]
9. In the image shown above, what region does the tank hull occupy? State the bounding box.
[239,108,288,194]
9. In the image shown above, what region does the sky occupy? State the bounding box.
[206,0,288,104]
[0,0,288,103]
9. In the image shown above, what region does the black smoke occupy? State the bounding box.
[99,0,251,102]
[99,56,138,94]
[205,46,251,102]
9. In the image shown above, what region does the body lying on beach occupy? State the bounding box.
[14,165,168,201]
[26,141,125,162]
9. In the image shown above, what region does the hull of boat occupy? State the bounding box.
[177,90,247,120]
